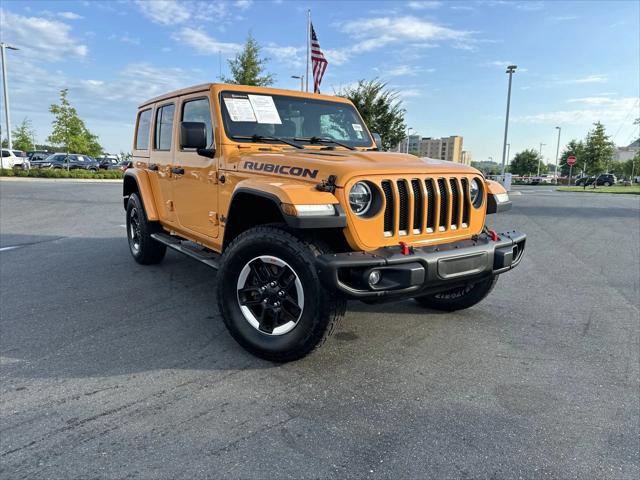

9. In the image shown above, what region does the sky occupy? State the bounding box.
[1,0,638,164]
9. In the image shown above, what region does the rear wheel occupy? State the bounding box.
[603,181,611,187]
[126,193,166,265]
[414,276,498,312]
[217,226,346,362]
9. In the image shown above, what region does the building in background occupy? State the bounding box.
[395,135,464,163]
[614,138,639,161]
[396,134,421,153]
[461,150,472,165]
[419,136,463,163]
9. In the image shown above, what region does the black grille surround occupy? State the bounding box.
[378,176,477,239]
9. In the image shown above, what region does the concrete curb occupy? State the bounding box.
[0,177,123,184]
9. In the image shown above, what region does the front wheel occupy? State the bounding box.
[603,181,611,186]
[414,276,498,312]
[126,193,166,265]
[217,226,346,362]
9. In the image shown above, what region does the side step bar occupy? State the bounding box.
[151,233,220,269]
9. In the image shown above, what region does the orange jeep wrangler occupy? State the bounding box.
[124,83,525,361]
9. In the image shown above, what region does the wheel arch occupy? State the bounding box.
[123,169,159,221]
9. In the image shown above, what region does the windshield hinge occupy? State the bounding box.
[316,175,338,193]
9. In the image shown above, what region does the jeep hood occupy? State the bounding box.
[228,148,480,187]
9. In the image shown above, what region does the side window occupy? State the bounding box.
[154,104,175,151]
[181,98,213,148]
[1,150,9,158]
[135,109,152,150]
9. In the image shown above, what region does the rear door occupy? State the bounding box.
[171,93,219,238]
[148,103,177,224]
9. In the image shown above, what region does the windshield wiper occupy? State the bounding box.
[231,134,304,149]
[294,136,355,151]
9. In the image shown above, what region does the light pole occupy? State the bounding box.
[291,75,304,92]
[554,126,561,183]
[1,42,19,169]
[506,143,511,171]
[537,142,546,176]
[405,127,413,154]
[500,65,517,179]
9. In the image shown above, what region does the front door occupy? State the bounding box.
[172,94,219,238]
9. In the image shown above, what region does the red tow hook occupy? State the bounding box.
[399,241,412,255]
[488,229,500,241]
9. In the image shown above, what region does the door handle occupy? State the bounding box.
[171,167,185,175]
[148,163,158,171]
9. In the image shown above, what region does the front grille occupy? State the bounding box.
[379,176,475,239]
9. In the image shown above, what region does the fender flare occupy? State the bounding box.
[123,169,159,221]
[229,186,346,229]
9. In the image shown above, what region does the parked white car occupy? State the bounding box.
[1,149,30,169]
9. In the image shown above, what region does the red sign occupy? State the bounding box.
[567,155,577,166]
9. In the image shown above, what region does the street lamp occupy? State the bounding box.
[500,65,517,179]
[1,42,19,169]
[291,75,304,92]
[537,142,546,176]
[406,127,413,154]
[554,126,561,183]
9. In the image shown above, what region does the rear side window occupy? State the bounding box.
[182,98,213,148]
[154,104,175,151]
[135,109,152,150]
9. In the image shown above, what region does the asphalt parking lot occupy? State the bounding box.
[1,180,638,479]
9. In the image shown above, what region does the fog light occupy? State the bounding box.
[368,270,381,286]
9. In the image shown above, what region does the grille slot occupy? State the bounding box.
[381,180,394,235]
[461,178,470,226]
[449,178,460,229]
[397,180,409,234]
[437,178,449,230]
[411,179,423,233]
[425,179,436,231]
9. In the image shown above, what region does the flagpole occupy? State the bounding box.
[306,9,310,93]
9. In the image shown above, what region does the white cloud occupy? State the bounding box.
[407,1,441,9]
[558,74,608,84]
[264,44,305,68]
[548,15,578,22]
[385,65,435,77]
[234,0,253,9]
[323,48,351,66]
[0,10,88,61]
[134,0,190,25]
[58,11,83,20]
[513,97,638,125]
[171,27,241,55]
[341,16,471,52]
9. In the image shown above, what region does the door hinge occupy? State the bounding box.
[207,171,219,184]
[166,200,174,211]
[208,211,219,225]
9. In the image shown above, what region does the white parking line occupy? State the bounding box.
[0,245,21,252]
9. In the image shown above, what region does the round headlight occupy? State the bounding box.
[470,178,482,207]
[349,182,372,215]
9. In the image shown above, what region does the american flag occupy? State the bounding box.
[310,23,328,94]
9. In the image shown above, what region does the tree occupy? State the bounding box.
[509,149,545,176]
[223,33,274,86]
[558,139,585,176]
[339,79,406,151]
[47,89,102,157]
[625,151,640,178]
[11,118,36,151]
[582,121,615,175]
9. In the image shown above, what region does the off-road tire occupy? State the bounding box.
[414,276,498,312]
[217,225,346,362]
[126,193,166,265]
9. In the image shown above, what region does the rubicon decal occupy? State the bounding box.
[243,161,318,179]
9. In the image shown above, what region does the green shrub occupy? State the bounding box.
[1,167,124,180]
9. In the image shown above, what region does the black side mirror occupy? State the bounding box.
[181,121,207,149]
[371,132,383,151]
[180,121,215,158]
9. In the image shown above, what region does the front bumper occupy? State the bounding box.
[316,230,526,300]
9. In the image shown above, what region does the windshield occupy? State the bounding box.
[219,91,373,148]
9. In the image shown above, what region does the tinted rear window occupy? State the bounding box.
[135,109,152,150]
